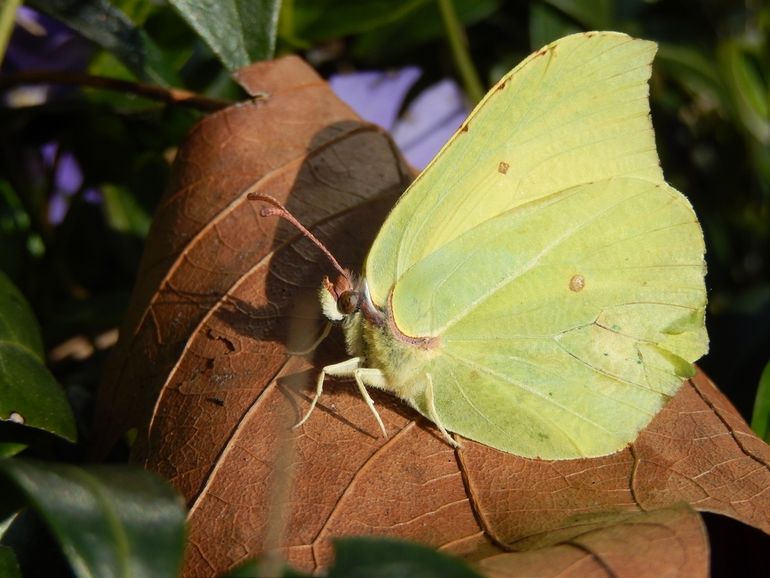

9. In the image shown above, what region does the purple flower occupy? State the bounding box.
[5,7,91,71]
[330,68,468,170]
[3,7,92,106]
[329,67,421,130]
[4,7,98,224]
[41,143,102,225]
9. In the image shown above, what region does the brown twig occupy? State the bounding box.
[0,70,233,112]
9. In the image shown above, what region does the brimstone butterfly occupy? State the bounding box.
[252,31,708,459]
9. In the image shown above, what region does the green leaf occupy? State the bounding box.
[350,0,498,62]
[107,0,156,25]
[0,271,76,442]
[169,0,281,71]
[281,0,498,45]
[541,0,613,30]
[329,537,483,578]
[290,0,430,41]
[0,444,27,459]
[656,43,726,107]
[0,270,44,360]
[0,545,21,578]
[0,344,77,442]
[0,0,22,65]
[529,2,581,49]
[718,39,770,144]
[30,0,180,86]
[102,184,151,237]
[751,360,770,443]
[0,460,186,578]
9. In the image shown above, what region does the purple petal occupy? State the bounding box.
[40,141,58,164]
[47,193,69,225]
[5,7,92,74]
[329,67,421,130]
[40,142,83,194]
[83,187,102,204]
[391,79,468,170]
[54,151,84,194]
[42,142,94,225]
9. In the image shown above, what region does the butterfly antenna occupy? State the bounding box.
[248,193,349,279]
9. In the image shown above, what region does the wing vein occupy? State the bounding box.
[443,348,621,439]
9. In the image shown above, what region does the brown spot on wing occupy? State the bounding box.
[569,274,586,292]
[498,161,510,175]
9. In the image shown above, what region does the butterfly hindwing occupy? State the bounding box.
[398,178,706,458]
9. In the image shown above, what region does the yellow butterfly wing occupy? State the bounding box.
[400,177,706,458]
[365,32,663,307]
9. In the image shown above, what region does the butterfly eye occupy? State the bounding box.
[337,291,360,315]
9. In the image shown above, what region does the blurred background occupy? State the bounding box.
[1,0,767,439]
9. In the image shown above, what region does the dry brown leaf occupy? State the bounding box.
[93,56,770,577]
[92,55,409,462]
[478,504,708,578]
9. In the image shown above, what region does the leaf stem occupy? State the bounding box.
[437,0,484,104]
[0,70,232,111]
[751,360,770,442]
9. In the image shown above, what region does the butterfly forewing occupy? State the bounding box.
[365,32,661,308]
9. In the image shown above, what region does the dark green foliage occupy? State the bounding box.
[0,459,186,578]
[229,537,483,578]
[329,537,484,578]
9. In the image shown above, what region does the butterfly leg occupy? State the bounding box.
[425,373,460,448]
[294,356,361,429]
[352,368,389,438]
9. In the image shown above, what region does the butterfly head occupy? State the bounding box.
[320,274,384,326]
[320,272,355,321]
[243,194,386,326]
